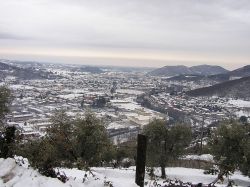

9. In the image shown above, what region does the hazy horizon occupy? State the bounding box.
[0,0,250,70]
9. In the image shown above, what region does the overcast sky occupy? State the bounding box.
[0,0,250,69]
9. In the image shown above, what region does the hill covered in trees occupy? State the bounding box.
[148,65,228,77]
[187,76,250,99]
[0,61,58,80]
[163,65,250,83]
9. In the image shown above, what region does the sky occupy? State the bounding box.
[0,0,250,69]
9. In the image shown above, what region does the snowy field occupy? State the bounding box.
[228,99,250,108]
[0,158,250,187]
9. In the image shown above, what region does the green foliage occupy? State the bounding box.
[114,140,136,167]
[92,96,107,108]
[0,86,11,126]
[46,110,77,167]
[0,126,17,158]
[0,86,16,159]
[73,112,112,166]
[18,138,59,177]
[239,133,250,177]
[143,119,192,178]
[239,115,248,124]
[209,120,250,177]
[18,111,113,177]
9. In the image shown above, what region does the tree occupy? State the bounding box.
[17,110,76,177]
[46,110,77,167]
[0,86,16,159]
[239,115,248,124]
[239,125,250,177]
[18,111,113,178]
[73,112,112,166]
[0,86,11,127]
[93,96,107,108]
[18,138,59,177]
[0,126,17,158]
[209,120,250,184]
[143,119,192,178]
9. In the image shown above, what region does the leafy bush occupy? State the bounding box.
[18,111,114,179]
[143,119,192,178]
[208,120,250,183]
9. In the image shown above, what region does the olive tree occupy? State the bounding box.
[209,120,250,184]
[0,86,16,158]
[0,86,11,126]
[143,119,192,178]
[18,111,113,178]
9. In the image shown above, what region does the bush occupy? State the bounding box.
[143,119,192,178]
[0,86,11,126]
[208,120,250,182]
[18,111,114,178]
[0,126,17,158]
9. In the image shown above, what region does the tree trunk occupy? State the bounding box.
[210,170,225,185]
[161,164,166,179]
[160,139,167,179]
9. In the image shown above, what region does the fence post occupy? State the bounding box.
[135,134,147,187]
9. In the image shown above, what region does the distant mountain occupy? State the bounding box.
[148,65,192,76]
[148,65,228,77]
[0,61,57,80]
[189,65,228,75]
[167,65,250,83]
[229,65,250,77]
[187,76,250,99]
[208,65,250,82]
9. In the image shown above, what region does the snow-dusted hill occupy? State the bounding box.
[0,158,249,187]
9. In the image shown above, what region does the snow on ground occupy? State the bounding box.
[9,85,34,90]
[116,89,144,95]
[0,158,67,187]
[235,110,250,118]
[228,99,250,108]
[0,158,250,187]
[57,94,83,99]
[107,122,127,130]
[182,154,213,162]
[110,99,142,111]
[62,89,88,94]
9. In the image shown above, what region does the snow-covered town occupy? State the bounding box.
[1,61,249,142]
[2,62,163,142]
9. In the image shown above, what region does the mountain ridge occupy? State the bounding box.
[0,61,57,80]
[148,65,228,76]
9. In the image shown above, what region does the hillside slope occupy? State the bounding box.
[148,65,191,76]
[0,61,57,80]
[0,158,249,187]
[190,65,228,75]
[187,76,250,99]
[208,65,250,82]
[167,65,250,83]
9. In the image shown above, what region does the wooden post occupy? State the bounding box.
[135,134,147,187]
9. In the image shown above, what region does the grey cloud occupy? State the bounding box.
[0,32,27,40]
[0,0,250,67]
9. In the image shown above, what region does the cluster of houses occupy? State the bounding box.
[2,62,249,143]
[3,67,163,142]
